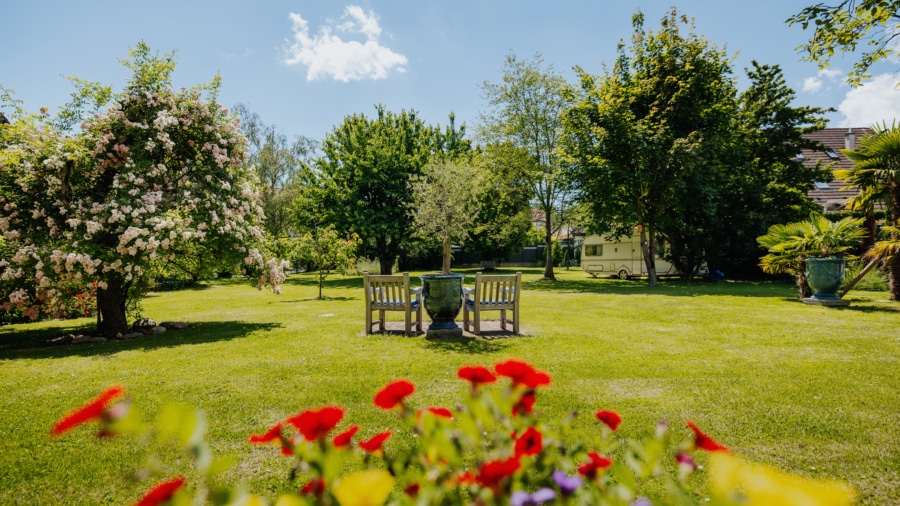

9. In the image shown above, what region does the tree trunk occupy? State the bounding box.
[376,237,396,275]
[640,225,658,287]
[797,272,812,299]
[97,275,130,337]
[542,213,555,280]
[889,255,900,302]
[442,239,452,275]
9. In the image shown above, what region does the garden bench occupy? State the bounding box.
[363,271,422,336]
[463,271,521,335]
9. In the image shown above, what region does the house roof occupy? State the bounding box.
[801,127,873,212]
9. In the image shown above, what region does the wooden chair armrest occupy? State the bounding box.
[410,287,422,295]
[462,287,475,295]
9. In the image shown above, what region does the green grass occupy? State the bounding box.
[1,268,898,505]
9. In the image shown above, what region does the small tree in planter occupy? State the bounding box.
[758,214,865,299]
[409,158,485,329]
[410,158,485,275]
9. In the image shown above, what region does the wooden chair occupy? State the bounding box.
[363,271,422,336]
[463,271,521,335]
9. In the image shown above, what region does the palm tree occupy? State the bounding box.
[839,121,900,300]
[758,214,865,298]
[841,221,900,296]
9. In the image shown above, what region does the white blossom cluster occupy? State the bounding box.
[0,77,283,320]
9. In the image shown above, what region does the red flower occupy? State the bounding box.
[300,478,326,496]
[456,471,477,486]
[522,371,551,388]
[476,457,521,488]
[359,430,392,453]
[457,365,497,387]
[332,425,359,447]
[514,426,543,457]
[495,359,537,386]
[133,476,186,506]
[420,407,453,419]
[512,391,537,417]
[403,483,420,497]
[285,406,344,441]
[685,420,730,453]
[248,422,294,455]
[577,451,613,479]
[51,385,126,437]
[374,379,415,410]
[595,410,622,432]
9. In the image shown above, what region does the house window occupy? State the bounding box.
[584,245,603,256]
[825,149,840,160]
[814,182,831,190]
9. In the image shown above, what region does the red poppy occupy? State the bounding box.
[595,410,622,432]
[476,457,521,488]
[456,471,477,486]
[51,385,126,437]
[457,365,497,387]
[359,430,392,453]
[133,476,186,506]
[420,407,453,419]
[248,422,283,444]
[512,391,537,417]
[494,359,537,386]
[332,425,359,448]
[685,420,730,453]
[300,478,326,496]
[514,426,543,457]
[374,379,415,410]
[521,371,551,388]
[284,406,344,441]
[577,451,613,479]
[403,483,420,497]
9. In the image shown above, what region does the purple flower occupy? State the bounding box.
[510,488,556,506]
[551,471,582,495]
[630,498,653,506]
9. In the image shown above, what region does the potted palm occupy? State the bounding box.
[410,158,484,332]
[758,214,865,304]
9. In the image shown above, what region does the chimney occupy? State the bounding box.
[845,128,856,151]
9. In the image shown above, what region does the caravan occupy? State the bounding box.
[580,233,680,279]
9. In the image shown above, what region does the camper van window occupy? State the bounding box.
[585,245,602,256]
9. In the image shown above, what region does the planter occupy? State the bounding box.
[805,258,846,300]
[420,273,464,330]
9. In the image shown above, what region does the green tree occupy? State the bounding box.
[839,121,900,299]
[465,143,535,262]
[563,9,736,285]
[758,214,865,298]
[299,226,359,300]
[0,44,283,336]
[409,158,485,275]
[707,62,831,276]
[479,53,575,281]
[305,106,435,275]
[788,0,900,86]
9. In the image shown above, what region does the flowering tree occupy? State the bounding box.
[0,43,285,336]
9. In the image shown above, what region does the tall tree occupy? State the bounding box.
[479,53,574,281]
[708,62,831,276]
[839,121,900,299]
[305,106,435,275]
[0,43,283,336]
[788,0,900,86]
[563,9,736,285]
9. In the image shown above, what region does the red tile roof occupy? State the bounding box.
[802,127,873,211]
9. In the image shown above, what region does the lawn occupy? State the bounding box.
[0,268,897,505]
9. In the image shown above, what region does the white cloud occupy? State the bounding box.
[283,5,408,82]
[837,73,900,127]
[802,68,843,93]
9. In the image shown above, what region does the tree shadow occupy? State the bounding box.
[275,296,355,303]
[521,277,795,298]
[0,321,283,360]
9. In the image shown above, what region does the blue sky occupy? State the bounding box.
[3,1,899,142]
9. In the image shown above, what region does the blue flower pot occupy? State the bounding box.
[805,258,846,300]
[420,274,464,329]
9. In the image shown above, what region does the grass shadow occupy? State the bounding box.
[0,321,283,360]
[422,334,511,355]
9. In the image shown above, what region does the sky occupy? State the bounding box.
[2,1,899,142]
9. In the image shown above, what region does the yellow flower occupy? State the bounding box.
[333,469,395,506]
[709,453,856,506]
